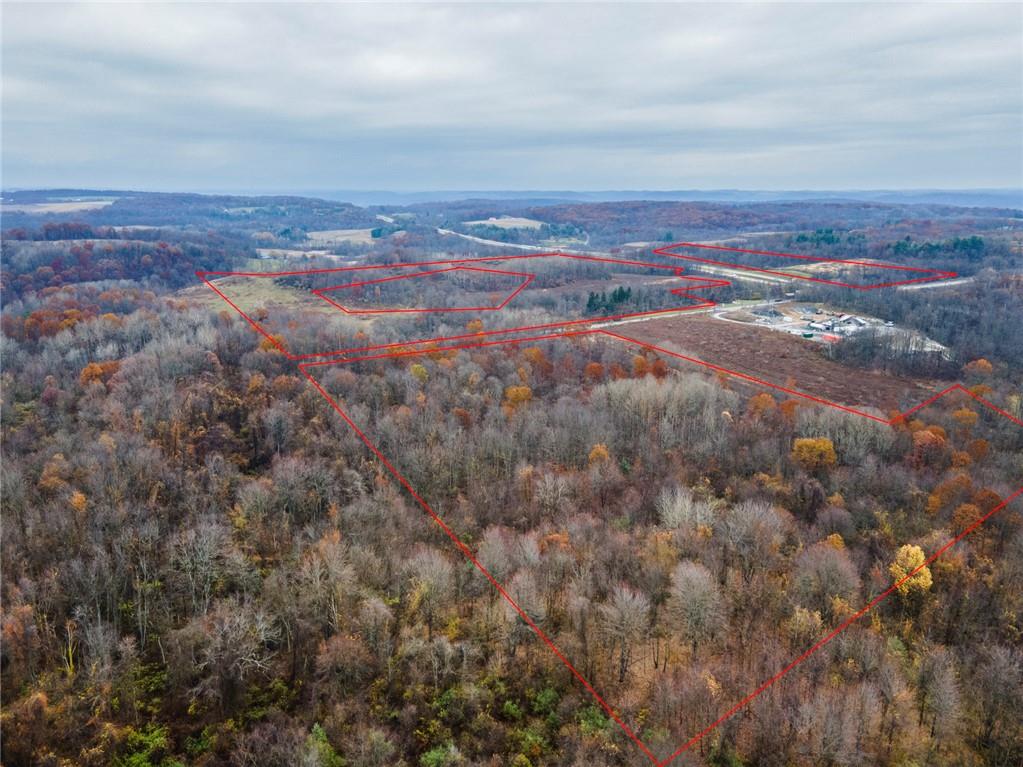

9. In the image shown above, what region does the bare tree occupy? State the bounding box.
[407,547,454,641]
[656,484,716,532]
[191,597,280,712]
[793,542,860,619]
[716,499,788,583]
[168,516,249,617]
[668,560,725,655]
[600,583,650,683]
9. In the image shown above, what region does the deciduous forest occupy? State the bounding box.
[2,193,1022,767]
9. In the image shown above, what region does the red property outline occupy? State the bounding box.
[197,251,726,360]
[301,336,1023,766]
[311,264,534,315]
[196,242,956,361]
[654,241,959,290]
[200,245,1021,766]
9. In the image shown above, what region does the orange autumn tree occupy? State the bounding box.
[522,347,553,377]
[952,503,983,535]
[952,407,979,429]
[79,360,120,388]
[926,473,972,515]
[79,363,105,387]
[963,358,993,378]
[747,392,777,418]
[632,355,649,377]
[584,361,604,382]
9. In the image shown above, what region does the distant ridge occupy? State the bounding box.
[300,188,1023,209]
[4,187,1021,210]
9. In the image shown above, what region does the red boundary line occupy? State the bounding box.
[201,246,1019,766]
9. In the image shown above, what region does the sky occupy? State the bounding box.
[2,2,1021,192]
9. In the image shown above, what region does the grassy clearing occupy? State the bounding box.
[306,228,376,245]
[255,248,337,259]
[464,216,545,230]
[182,276,337,314]
[3,200,116,214]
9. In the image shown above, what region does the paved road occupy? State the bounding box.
[437,226,973,296]
[437,227,611,256]
[591,299,781,330]
[897,276,975,291]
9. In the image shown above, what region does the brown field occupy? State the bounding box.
[616,314,930,412]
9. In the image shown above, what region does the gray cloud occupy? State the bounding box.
[2,2,1021,191]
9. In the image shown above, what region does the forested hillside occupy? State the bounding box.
[2,199,1022,767]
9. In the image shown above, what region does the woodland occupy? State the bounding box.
[1,193,1021,767]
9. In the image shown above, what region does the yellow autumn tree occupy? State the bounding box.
[503,385,532,414]
[889,544,932,596]
[791,437,837,472]
[247,372,266,395]
[410,363,429,383]
[588,443,610,465]
[952,407,979,428]
[258,334,285,352]
[70,491,87,515]
[37,453,71,495]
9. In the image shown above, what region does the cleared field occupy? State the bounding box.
[617,314,928,411]
[533,271,684,297]
[182,276,339,315]
[306,228,376,245]
[463,216,544,229]
[540,237,588,248]
[2,200,115,213]
[255,248,335,259]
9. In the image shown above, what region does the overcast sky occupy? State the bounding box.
[2,2,1021,192]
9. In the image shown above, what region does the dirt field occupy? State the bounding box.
[616,314,929,412]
